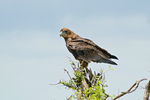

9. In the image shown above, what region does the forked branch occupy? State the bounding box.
[112,78,147,100]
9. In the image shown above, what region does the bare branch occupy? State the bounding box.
[64,68,72,80]
[112,78,147,100]
[85,68,93,81]
[49,81,61,85]
[143,80,150,100]
[82,79,89,89]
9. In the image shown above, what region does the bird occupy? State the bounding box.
[60,28,118,68]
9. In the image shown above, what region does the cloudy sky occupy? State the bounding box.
[0,0,150,100]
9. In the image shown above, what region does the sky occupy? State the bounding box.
[0,0,150,100]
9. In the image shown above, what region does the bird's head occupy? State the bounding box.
[60,28,79,39]
[60,28,71,38]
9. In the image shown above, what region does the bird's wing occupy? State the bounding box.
[67,38,111,63]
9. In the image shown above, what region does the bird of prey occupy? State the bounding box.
[60,28,118,68]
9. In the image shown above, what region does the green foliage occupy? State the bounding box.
[60,61,115,100]
[83,81,106,100]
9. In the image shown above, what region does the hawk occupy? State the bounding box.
[60,28,118,68]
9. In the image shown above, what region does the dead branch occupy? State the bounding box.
[64,68,72,80]
[143,80,150,100]
[82,79,89,89]
[112,78,147,100]
[49,81,61,85]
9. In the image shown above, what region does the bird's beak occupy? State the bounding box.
[60,31,66,37]
[60,31,62,37]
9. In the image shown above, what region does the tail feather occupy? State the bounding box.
[110,55,118,60]
[102,60,118,65]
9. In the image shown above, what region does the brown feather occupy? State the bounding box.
[60,28,118,68]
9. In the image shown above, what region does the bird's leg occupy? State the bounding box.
[80,61,89,75]
[80,61,88,69]
[82,61,88,68]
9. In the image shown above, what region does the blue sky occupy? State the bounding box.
[0,0,150,100]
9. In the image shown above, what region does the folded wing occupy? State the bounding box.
[67,38,118,65]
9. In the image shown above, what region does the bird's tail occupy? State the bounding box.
[103,60,118,65]
[110,55,118,60]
